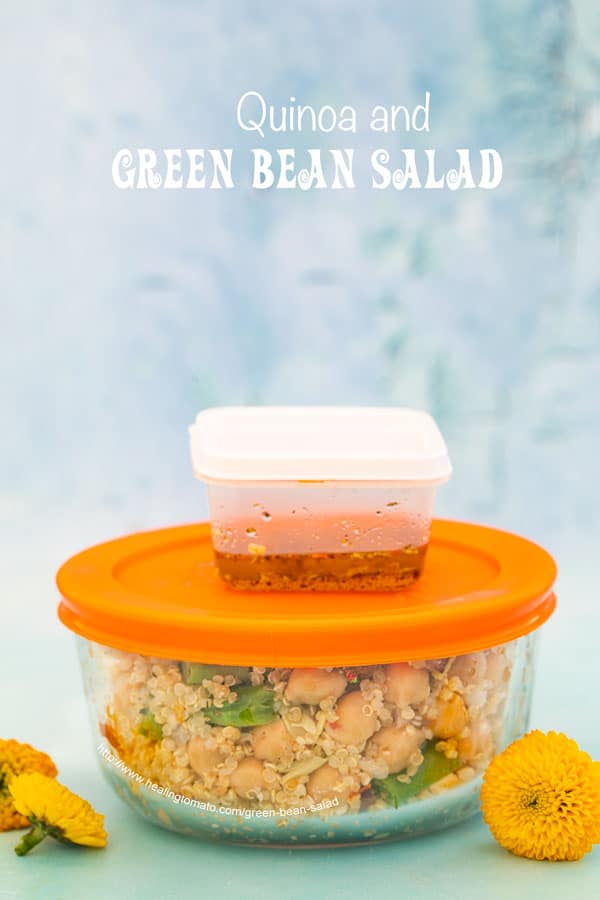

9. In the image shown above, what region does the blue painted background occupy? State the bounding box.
[5,2,600,571]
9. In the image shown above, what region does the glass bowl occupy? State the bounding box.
[57,520,556,846]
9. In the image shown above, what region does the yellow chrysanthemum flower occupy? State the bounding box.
[9,773,107,856]
[481,730,600,861]
[0,739,58,831]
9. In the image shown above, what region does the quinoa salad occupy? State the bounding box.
[91,642,518,819]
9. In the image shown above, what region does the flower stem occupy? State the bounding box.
[15,823,47,856]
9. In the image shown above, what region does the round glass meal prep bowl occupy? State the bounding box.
[56,520,556,847]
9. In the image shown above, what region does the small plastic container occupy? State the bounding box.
[57,520,556,847]
[189,407,452,591]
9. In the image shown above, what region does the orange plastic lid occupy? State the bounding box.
[57,520,556,666]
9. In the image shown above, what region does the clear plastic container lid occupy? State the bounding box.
[189,406,452,483]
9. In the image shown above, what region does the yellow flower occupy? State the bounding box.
[9,773,107,856]
[0,739,58,832]
[481,730,600,861]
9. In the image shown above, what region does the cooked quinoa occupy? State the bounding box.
[93,644,516,817]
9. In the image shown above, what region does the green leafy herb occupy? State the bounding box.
[372,742,461,808]
[179,662,251,685]
[137,709,163,741]
[203,685,276,727]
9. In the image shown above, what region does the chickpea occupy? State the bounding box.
[307,764,354,804]
[451,653,487,685]
[486,651,509,686]
[326,690,378,746]
[367,726,426,774]
[458,717,493,761]
[251,719,294,763]
[383,663,430,708]
[432,693,468,739]
[285,668,347,706]
[187,734,224,775]
[230,758,267,799]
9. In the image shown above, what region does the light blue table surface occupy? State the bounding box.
[1,558,599,900]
